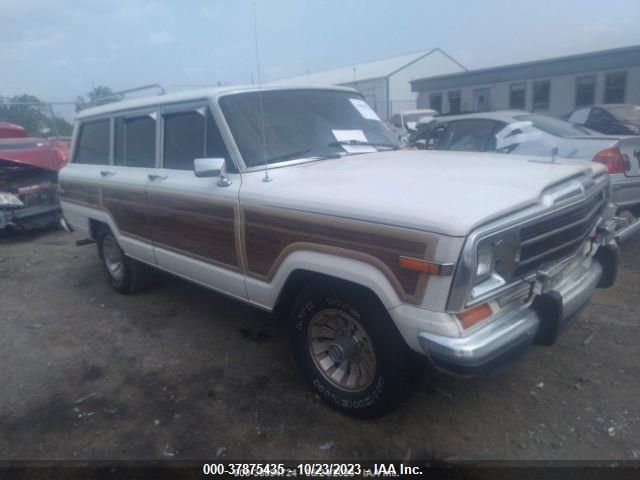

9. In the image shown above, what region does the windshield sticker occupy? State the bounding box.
[495,120,542,150]
[349,98,381,121]
[332,129,376,153]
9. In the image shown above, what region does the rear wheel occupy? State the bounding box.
[289,280,422,418]
[96,227,153,294]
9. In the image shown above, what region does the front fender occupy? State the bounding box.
[244,248,404,310]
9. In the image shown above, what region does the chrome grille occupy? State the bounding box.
[514,189,605,277]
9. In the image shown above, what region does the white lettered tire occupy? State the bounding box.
[289,280,422,418]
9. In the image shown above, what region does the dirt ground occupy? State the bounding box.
[0,227,638,462]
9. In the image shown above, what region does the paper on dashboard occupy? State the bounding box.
[349,98,381,121]
[331,129,376,153]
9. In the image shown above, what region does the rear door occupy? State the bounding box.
[101,112,158,264]
[66,116,156,264]
[146,102,246,299]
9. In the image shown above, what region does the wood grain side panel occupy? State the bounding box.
[59,181,100,206]
[243,208,435,300]
[147,193,238,268]
[102,187,149,239]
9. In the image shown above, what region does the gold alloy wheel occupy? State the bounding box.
[307,308,377,392]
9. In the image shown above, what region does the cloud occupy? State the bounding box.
[146,30,176,45]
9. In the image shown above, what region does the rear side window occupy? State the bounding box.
[114,115,156,168]
[75,120,110,165]
[162,108,232,171]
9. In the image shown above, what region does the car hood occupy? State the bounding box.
[241,149,604,237]
[0,137,70,172]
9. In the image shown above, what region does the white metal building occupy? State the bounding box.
[410,45,640,117]
[270,49,466,119]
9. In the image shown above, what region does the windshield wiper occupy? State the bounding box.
[328,140,399,150]
[265,148,341,164]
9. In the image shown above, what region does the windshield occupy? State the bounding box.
[514,114,593,137]
[605,105,640,121]
[219,89,397,168]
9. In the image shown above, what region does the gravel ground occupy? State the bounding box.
[0,227,638,461]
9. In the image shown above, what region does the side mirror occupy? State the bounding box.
[194,157,225,177]
[194,157,232,187]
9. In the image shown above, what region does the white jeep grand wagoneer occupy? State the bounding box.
[59,86,619,417]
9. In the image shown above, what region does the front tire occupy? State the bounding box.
[289,280,422,418]
[96,227,152,294]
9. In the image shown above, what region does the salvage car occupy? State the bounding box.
[0,125,70,231]
[59,86,620,418]
[408,111,640,213]
[567,104,640,136]
[388,108,438,143]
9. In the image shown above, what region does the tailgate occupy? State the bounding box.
[618,136,640,177]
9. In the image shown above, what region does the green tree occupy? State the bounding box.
[0,94,73,137]
[75,85,118,112]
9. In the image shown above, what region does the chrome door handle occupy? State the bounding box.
[148,174,168,181]
[100,170,116,177]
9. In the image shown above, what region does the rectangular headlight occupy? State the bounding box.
[0,192,24,208]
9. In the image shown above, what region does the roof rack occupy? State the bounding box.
[90,83,166,106]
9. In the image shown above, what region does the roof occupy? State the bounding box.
[411,45,640,92]
[76,84,357,120]
[270,49,465,85]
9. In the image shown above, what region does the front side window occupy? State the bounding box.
[159,108,232,171]
[604,71,627,103]
[448,91,461,114]
[219,90,396,168]
[430,93,442,113]
[75,120,110,165]
[532,80,550,110]
[575,75,596,107]
[114,115,156,168]
[509,83,526,109]
[163,110,205,170]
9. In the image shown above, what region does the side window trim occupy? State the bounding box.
[209,97,244,173]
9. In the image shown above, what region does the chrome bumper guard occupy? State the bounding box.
[418,256,605,375]
[615,216,640,244]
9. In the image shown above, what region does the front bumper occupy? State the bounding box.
[0,203,62,230]
[418,248,614,376]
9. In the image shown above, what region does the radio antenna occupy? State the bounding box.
[253,1,271,182]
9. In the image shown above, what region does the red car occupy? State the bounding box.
[0,122,70,231]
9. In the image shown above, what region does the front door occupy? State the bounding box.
[145,104,246,299]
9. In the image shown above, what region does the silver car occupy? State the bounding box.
[409,110,640,213]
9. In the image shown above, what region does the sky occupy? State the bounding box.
[1,0,639,108]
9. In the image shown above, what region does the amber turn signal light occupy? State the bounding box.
[399,256,453,275]
[457,303,493,330]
